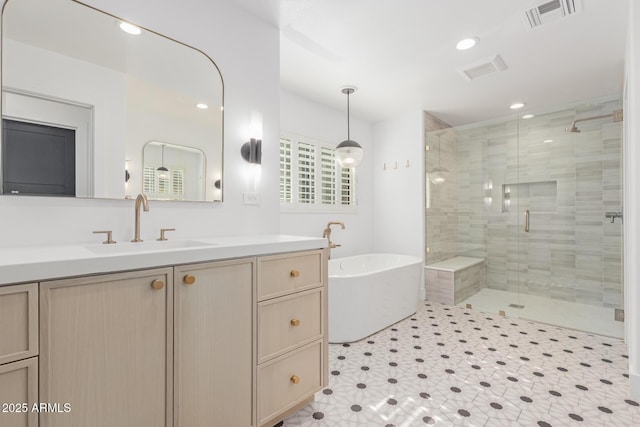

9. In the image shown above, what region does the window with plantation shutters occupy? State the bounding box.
[280,138,292,203]
[143,166,156,194]
[297,142,315,204]
[171,169,184,198]
[280,132,356,212]
[320,147,336,204]
[340,167,354,205]
[142,165,185,200]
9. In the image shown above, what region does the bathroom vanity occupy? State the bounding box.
[0,235,328,427]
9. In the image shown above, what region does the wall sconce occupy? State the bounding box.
[241,138,262,164]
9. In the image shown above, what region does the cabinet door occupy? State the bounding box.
[0,283,38,365]
[174,259,255,427]
[0,357,38,427]
[39,268,172,427]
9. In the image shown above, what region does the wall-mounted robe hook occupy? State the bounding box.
[406,160,410,168]
[393,161,398,170]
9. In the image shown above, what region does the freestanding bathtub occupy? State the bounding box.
[328,254,423,343]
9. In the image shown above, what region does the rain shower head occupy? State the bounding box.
[564,109,623,133]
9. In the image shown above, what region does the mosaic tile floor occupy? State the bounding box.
[280,301,640,426]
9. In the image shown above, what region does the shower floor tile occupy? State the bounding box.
[457,288,625,338]
[279,301,639,427]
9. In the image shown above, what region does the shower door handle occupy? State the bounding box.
[524,210,530,232]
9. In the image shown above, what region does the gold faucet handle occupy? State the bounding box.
[330,243,342,249]
[158,228,176,241]
[93,230,116,244]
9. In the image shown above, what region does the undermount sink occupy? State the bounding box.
[85,239,213,255]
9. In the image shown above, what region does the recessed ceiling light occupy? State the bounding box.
[456,37,479,50]
[510,102,525,110]
[196,103,209,109]
[522,114,534,119]
[544,139,553,143]
[119,22,141,35]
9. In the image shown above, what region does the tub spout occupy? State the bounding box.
[323,221,345,259]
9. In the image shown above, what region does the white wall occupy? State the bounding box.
[372,111,424,258]
[624,0,640,399]
[279,90,374,258]
[0,0,281,247]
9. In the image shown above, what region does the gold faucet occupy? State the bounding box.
[323,221,345,257]
[132,193,149,242]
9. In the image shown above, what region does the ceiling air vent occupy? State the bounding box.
[458,54,508,81]
[524,0,582,29]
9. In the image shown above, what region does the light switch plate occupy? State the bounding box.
[243,192,261,205]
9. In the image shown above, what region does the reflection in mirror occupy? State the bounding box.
[1,0,224,201]
[142,141,206,201]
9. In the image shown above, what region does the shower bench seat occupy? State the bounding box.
[425,256,485,305]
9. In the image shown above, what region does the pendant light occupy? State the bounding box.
[157,144,169,179]
[429,132,449,184]
[335,86,364,168]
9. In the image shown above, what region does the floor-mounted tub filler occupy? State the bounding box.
[328,253,423,343]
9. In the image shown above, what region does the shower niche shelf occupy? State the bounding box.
[502,180,557,213]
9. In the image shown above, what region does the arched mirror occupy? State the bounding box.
[1,0,224,201]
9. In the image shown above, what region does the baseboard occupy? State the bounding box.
[631,372,640,399]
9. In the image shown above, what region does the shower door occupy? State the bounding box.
[511,99,624,338]
[425,98,625,338]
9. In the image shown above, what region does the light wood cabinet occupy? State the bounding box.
[0,357,38,427]
[174,259,255,427]
[256,249,328,427]
[39,268,172,427]
[13,245,326,427]
[0,283,38,365]
[0,282,38,427]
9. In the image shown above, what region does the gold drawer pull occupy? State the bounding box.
[151,279,165,290]
[290,269,300,278]
[290,318,301,327]
[183,274,196,285]
[290,375,300,384]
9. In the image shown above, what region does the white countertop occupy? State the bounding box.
[0,234,327,286]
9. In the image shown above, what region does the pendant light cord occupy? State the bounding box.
[347,91,351,140]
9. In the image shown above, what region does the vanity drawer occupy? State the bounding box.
[257,341,323,426]
[258,288,322,363]
[0,283,38,365]
[257,250,323,301]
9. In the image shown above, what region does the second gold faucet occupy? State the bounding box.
[323,221,345,257]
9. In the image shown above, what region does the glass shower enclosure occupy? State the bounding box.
[425,97,624,338]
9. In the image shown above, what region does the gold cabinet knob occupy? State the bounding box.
[183,274,196,285]
[290,269,300,278]
[290,375,300,384]
[151,279,165,290]
[290,318,301,327]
